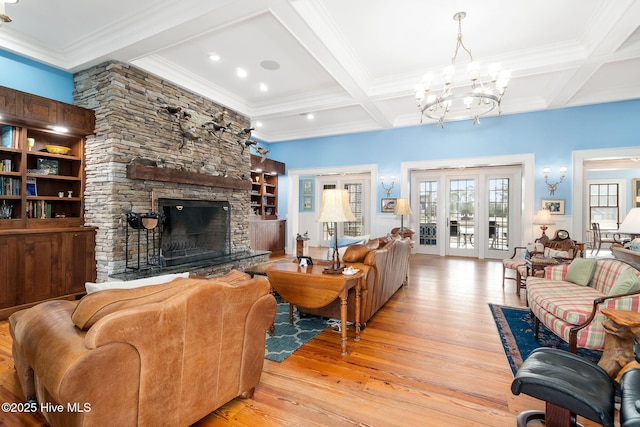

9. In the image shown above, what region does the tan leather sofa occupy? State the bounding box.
[298,236,411,325]
[9,270,276,427]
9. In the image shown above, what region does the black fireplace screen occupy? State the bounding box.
[159,199,231,266]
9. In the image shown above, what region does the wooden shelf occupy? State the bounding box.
[126,163,252,191]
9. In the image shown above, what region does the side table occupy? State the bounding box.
[266,263,362,356]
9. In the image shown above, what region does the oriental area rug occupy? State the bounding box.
[264,299,329,362]
[489,304,603,376]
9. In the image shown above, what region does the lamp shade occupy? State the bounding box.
[533,208,555,226]
[316,189,356,223]
[394,198,413,215]
[619,208,640,234]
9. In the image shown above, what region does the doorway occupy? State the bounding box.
[411,166,521,259]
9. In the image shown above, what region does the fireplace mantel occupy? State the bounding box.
[127,163,253,190]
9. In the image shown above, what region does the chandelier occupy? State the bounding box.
[415,12,511,127]
[0,0,18,25]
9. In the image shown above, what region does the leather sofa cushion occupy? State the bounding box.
[343,244,370,262]
[72,277,210,330]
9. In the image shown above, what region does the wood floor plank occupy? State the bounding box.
[0,253,607,426]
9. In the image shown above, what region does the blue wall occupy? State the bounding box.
[0,49,74,103]
[3,48,639,223]
[267,100,640,220]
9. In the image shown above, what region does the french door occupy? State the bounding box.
[411,166,521,259]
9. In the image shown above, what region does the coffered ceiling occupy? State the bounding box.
[2,0,639,142]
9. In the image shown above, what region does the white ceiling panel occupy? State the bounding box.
[1,0,639,142]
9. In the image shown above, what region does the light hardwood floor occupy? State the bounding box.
[0,253,606,426]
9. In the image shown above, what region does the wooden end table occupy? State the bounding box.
[526,256,560,278]
[266,263,362,356]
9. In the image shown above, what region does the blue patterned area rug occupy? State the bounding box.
[265,300,329,362]
[489,304,603,376]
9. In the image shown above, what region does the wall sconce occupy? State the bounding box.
[543,166,567,196]
[380,175,395,196]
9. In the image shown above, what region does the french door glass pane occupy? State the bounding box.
[449,179,475,248]
[419,181,438,246]
[488,178,509,251]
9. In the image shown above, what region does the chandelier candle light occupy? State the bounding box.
[415,11,511,127]
[316,189,356,274]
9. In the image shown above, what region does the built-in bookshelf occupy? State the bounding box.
[0,85,96,318]
[0,124,85,228]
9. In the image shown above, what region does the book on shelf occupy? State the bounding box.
[1,126,18,149]
[26,200,52,219]
[0,176,20,196]
[26,177,37,196]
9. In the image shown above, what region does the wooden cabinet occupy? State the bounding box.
[249,155,286,256]
[0,229,96,318]
[0,86,96,318]
[249,219,286,257]
[250,154,285,220]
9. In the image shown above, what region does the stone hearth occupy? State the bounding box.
[73,61,265,281]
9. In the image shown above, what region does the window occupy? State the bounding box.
[589,183,619,230]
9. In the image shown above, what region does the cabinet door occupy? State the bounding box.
[22,94,58,124]
[64,230,96,294]
[58,104,95,134]
[0,87,18,117]
[20,233,62,304]
[0,236,18,309]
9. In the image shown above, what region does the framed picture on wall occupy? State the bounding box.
[633,178,640,208]
[541,199,565,215]
[302,195,313,211]
[302,179,313,194]
[381,198,396,213]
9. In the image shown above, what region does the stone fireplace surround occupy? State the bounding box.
[73,61,268,282]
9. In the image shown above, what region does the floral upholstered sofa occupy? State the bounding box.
[527,258,640,352]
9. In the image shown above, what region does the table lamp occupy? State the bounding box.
[316,189,356,274]
[533,208,555,245]
[394,198,412,235]
[619,207,640,241]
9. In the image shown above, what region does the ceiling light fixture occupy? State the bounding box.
[415,11,511,128]
[208,53,220,62]
[236,67,247,78]
[259,83,268,92]
[306,113,314,120]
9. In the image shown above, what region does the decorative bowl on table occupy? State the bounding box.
[342,266,359,276]
[45,145,71,155]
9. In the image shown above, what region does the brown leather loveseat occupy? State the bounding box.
[298,236,411,325]
[9,270,276,427]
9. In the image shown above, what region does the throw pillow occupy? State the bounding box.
[608,268,640,296]
[566,258,597,286]
[342,244,370,263]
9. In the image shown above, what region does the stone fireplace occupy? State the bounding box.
[159,198,231,266]
[72,61,268,281]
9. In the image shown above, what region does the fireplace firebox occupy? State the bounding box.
[159,199,231,266]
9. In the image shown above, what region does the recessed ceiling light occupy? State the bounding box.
[236,67,247,78]
[4,0,19,3]
[306,113,314,120]
[259,83,268,92]
[208,53,220,61]
[255,121,263,127]
[260,60,280,71]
